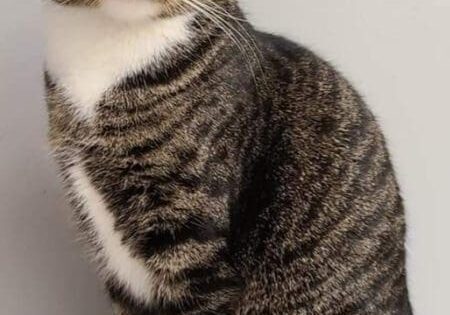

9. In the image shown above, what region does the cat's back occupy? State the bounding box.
[255,31,378,156]
[236,32,412,315]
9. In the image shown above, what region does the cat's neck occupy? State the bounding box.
[44,2,194,120]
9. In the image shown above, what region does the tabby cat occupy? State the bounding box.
[44,0,413,314]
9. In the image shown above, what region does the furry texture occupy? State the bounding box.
[69,163,160,305]
[44,1,192,119]
[46,0,413,314]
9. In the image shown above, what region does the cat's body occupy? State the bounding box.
[45,1,412,314]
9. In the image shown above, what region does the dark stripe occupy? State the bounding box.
[283,191,401,271]
[98,98,204,143]
[189,276,242,296]
[339,247,406,315]
[288,234,404,312]
[119,28,223,89]
[137,216,227,259]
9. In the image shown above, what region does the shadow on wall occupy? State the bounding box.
[0,1,110,315]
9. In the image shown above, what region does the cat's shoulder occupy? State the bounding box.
[257,31,378,139]
[257,30,357,100]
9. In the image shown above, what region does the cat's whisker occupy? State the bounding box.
[181,0,263,86]
[187,0,267,84]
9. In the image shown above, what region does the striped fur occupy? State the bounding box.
[46,1,412,314]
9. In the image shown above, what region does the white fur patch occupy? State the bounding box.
[44,2,192,119]
[69,163,157,305]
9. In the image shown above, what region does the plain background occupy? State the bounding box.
[0,0,448,314]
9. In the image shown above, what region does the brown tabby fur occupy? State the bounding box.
[46,1,412,314]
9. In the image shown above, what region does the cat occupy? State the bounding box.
[44,0,413,314]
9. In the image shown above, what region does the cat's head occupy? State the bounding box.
[50,0,236,21]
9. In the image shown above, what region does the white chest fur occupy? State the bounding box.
[44,2,192,119]
[69,164,158,305]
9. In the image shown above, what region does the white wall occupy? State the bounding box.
[0,1,448,314]
[0,1,111,314]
